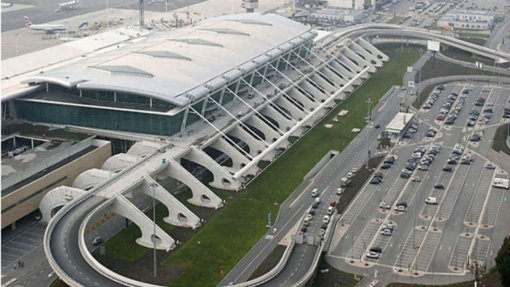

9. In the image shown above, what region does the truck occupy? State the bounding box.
[492,178,509,189]
[340,177,352,187]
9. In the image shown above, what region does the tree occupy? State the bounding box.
[496,236,510,287]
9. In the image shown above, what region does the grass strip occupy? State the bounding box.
[162,47,421,287]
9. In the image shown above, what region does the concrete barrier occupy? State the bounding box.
[220,239,297,287]
[79,198,166,287]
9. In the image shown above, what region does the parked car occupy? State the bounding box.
[379,202,391,209]
[380,228,393,236]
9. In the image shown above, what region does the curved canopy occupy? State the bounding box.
[23,13,314,107]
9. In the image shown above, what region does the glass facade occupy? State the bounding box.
[14,40,313,137]
[15,101,184,136]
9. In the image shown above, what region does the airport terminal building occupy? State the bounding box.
[11,13,316,136]
[2,13,388,234]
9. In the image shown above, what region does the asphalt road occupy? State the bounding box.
[219,84,407,285]
[1,0,204,32]
[327,82,510,285]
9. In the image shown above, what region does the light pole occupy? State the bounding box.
[150,182,157,278]
[366,98,373,169]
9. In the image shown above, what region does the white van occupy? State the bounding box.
[425,196,438,205]
[492,178,509,189]
[311,188,319,197]
[327,206,335,215]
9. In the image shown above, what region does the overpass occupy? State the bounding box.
[43,22,509,287]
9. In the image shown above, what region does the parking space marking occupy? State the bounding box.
[448,233,473,272]
[381,178,408,206]
[481,187,505,228]
[348,221,381,260]
[1,223,46,269]
[394,228,426,270]
[464,168,494,225]
[436,158,479,221]
[413,229,442,272]
[471,236,491,264]
[340,185,378,225]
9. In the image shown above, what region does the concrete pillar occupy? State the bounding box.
[350,41,383,67]
[183,146,241,191]
[112,194,175,251]
[245,116,289,149]
[337,53,364,75]
[261,104,296,131]
[343,48,376,73]
[357,37,389,62]
[287,88,319,112]
[163,158,223,208]
[300,81,328,102]
[310,73,337,94]
[229,126,270,158]
[210,137,252,172]
[320,66,348,87]
[329,59,356,79]
[141,177,201,229]
[39,186,86,224]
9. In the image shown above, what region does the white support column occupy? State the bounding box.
[180,107,189,134]
[350,41,383,67]
[343,47,376,73]
[310,73,337,94]
[260,104,296,131]
[189,106,253,160]
[112,194,175,251]
[337,54,366,78]
[183,146,241,191]
[274,96,307,120]
[300,45,354,86]
[206,96,269,146]
[39,186,85,224]
[320,66,348,86]
[287,89,319,111]
[224,85,283,136]
[233,68,369,179]
[253,71,301,123]
[229,126,271,159]
[300,80,329,102]
[245,116,288,148]
[357,37,389,61]
[164,159,223,208]
[210,137,252,172]
[290,50,341,89]
[141,176,201,229]
[329,59,356,79]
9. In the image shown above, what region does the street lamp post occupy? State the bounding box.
[150,182,157,278]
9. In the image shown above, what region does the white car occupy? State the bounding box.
[323,215,330,224]
[411,176,421,182]
[379,202,391,209]
[380,228,393,236]
[366,251,380,259]
[346,172,354,179]
[311,188,318,197]
[336,188,343,195]
[425,196,438,205]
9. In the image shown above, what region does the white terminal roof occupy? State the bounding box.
[386,112,414,132]
[22,13,315,107]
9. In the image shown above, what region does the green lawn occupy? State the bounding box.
[492,123,510,156]
[162,47,422,287]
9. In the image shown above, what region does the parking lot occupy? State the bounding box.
[327,82,510,281]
